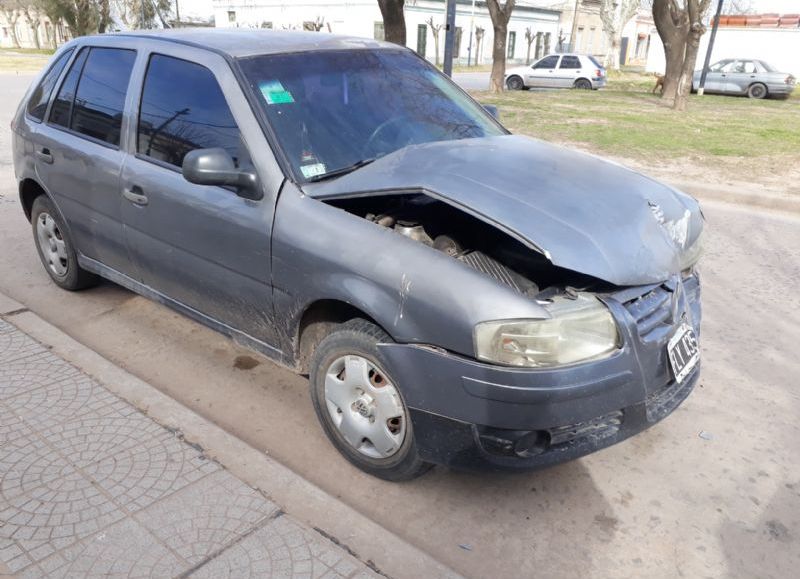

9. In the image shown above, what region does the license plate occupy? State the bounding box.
[667,324,699,384]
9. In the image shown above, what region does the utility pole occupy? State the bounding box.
[698,0,724,96]
[569,0,581,52]
[443,0,457,77]
[467,0,476,67]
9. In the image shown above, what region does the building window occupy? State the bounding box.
[587,27,595,53]
[227,11,236,23]
[416,24,427,56]
[374,21,385,41]
[455,26,462,57]
[576,26,584,52]
[544,32,551,55]
[507,31,516,59]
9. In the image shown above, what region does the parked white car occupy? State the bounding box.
[505,54,607,91]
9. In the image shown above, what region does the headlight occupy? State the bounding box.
[474,294,620,368]
[678,228,704,271]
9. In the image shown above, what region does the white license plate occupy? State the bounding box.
[667,324,699,384]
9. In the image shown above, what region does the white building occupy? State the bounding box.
[212,0,562,65]
[646,24,800,78]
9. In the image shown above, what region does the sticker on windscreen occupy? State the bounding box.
[300,163,326,179]
[259,80,295,105]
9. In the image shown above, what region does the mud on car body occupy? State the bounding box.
[11,29,703,481]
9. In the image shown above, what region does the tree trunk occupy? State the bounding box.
[377,0,406,46]
[2,11,21,47]
[433,34,440,66]
[674,28,702,111]
[525,42,531,64]
[486,0,516,93]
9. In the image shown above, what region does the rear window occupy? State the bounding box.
[587,55,604,69]
[26,49,74,121]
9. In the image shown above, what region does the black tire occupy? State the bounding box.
[31,196,98,291]
[574,78,592,90]
[309,319,432,481]
[747,83,767,99]
[506,75,524,91]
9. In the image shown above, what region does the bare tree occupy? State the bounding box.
[524,26,534,64]
[426,16,442,66]
[303,16,325,31]
[599,0,640,70]
[18,1,43,48]
[377,0,405,46]
[474,25,484,64]
[486,0,516,93]
[0,0,21,47]
[721,0,754,14]
[653,0,712,110]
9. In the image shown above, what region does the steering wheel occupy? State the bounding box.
[361,116,413,159]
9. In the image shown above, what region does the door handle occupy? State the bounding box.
[122,186,149,206]
[35,148,53,164]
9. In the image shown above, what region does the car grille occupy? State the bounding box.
[619,273,701,343]
[548,410,623,447]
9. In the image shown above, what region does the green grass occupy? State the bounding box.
[0,50,51,73]
[473,73,800,162]
[0,47,55,55]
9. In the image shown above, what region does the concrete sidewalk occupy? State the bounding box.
[0,307,384,577]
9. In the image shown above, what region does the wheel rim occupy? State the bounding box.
[508,77,521,90]
[751,85,765,98]
[36,212,68,277]
[577,80,590,89]
[323,355,407,459]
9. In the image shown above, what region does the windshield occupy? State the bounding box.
[238,49,504,182]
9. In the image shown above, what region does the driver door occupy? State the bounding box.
[120,46,285,348]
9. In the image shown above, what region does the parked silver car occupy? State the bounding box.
[505,53,607,90]
[692,58,796,99]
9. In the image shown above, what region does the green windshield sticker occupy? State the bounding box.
[259,80,295,105]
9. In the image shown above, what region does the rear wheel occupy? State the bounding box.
[309,319,432,481]
[506,75,524,91]
[574,78,592,90]
[747,83,767,99]
[31,196,98,291]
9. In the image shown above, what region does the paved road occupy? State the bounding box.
[453,72,490,91]
[2,74,799,579]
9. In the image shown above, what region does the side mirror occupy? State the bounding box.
[182,148,262,200]
[483,104,500,120]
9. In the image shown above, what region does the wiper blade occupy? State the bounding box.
[307,158,376,182]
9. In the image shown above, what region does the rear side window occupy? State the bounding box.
[50,47,89,128]
[559,56,582,69]
[137,54,246,168]
[534,55,559,69]
[26,48,74,121]
[71,48,136,146]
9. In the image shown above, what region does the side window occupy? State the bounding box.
[138,54,248,169]
[71,48,136,146]
[26,48,74,121]
[50,47,89,128]
[534,55,559,69]
[559,55,581,69]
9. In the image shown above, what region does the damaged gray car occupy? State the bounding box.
[12,29,704,481]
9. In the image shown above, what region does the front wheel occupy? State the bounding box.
[506,75,524,91]
[747,83,767,99]
[309,319,432,481]
[574,78,592,90]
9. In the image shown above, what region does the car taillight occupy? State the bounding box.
[786,75,795,85]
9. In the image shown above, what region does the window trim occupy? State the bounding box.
[45,45,136,150]
[135,51,253,173]
[25,47,75,125]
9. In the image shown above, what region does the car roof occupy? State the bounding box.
[98,28,396,58]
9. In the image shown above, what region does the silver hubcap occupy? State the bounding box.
[36,213,68,277]
[324,355,407,459]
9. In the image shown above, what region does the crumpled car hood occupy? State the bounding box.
[304,135,704,286]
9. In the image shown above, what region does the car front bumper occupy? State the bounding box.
[378,273,702,471]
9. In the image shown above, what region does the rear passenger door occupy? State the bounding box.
[526,55,561,88]
[120,48,284,348]
[33,45,138,276]
[554,55,582,88]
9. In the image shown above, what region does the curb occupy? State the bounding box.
[669,180,800,216]
[0,292,461,579]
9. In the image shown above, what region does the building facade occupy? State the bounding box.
[0,11,69,50]
[212,0,562,65]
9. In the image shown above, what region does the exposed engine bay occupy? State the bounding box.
[326,193,604,297]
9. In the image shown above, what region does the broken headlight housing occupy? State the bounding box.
[474,294,620,368]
